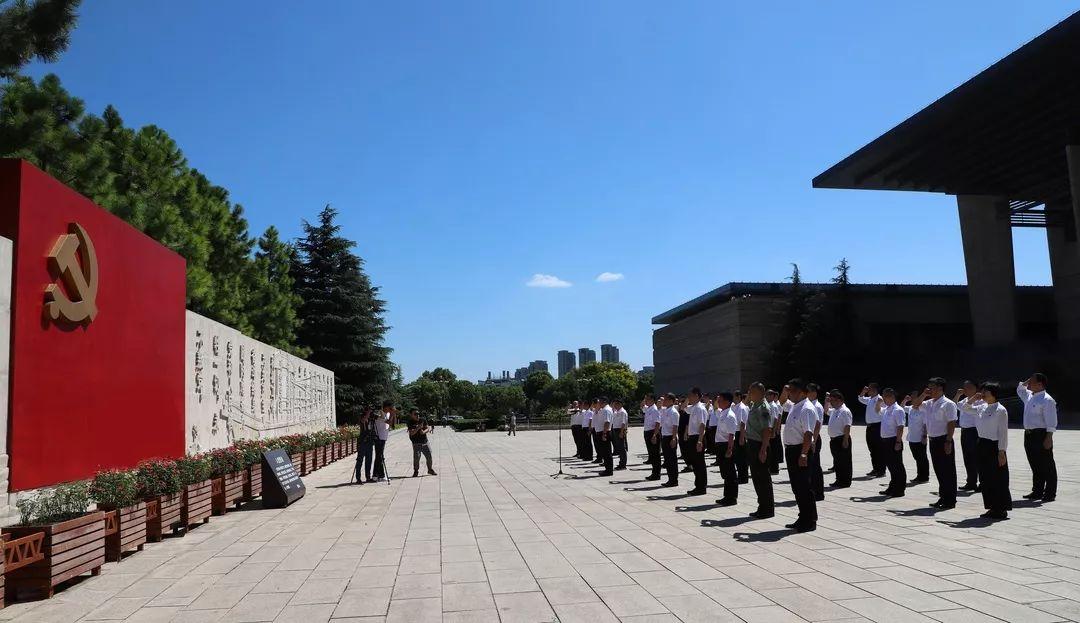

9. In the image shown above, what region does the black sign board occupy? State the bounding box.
[261,449,305,508]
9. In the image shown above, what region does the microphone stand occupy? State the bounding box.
[550,410,568,478]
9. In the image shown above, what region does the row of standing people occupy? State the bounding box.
[567,373,1058,533]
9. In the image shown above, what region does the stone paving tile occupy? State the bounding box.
[0,427,1076,623]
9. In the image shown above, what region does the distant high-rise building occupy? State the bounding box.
[601,344,620,363]
[578,348,596,365]
[527,360,549,374]
[638,366,654,378]
[514,367,529,380]
[557,350,576,377]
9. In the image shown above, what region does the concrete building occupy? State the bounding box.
[638,366,654,378]
[514,367,529,381]
[652,282,1057,395]
[557,350,576,377]
[810,12,1077,386]
[528,360,549,374]
[578,348,596,366]
[600,344,620,363]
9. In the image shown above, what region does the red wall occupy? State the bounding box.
[0,160,186,491]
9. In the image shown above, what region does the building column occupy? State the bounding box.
[1065,146,1080,242]
[956,195,1017,345]
[1048,205,1080,342]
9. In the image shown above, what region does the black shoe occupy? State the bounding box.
[686,488,706,496]
[615,466,627,471]
[989,511,1009,520]
[1042,495,1056,502]
[864,470,877,477]
[680,466,693,473]
[814,496,825,502]
[959,484,974,491]
[1024,491,1042,500]
[784,522,800,529]
[907,479,921,486]
[832,483,850,489]
[770,469,780,475]
[428,470,437,476]
[884,490,905,498]
[749,511,774,519]
[738,478,749,485]
[929,501,942,508]
[795,523,816,533]
[938,502,956,510]
[413,471,419,478]
[661,481,678,488]
[972,486,981,492]
[715,498,737,506]
[598,471,613,477]
[645,475,661,481]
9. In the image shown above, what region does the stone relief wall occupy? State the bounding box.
[0,237,14,524]
[185,310,336,453]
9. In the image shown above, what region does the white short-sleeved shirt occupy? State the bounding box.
[592,405,613,432]
[826,405,852,438]
[732,402,749,427]
[905,405,927,442]
[686,401,708,437]
[925,396,958,437]
[376,411,392,441]
[767,401,782,425]
[963,400,1009,450]
[612,408,628,429]
[1017,384,1058,432]
[570,409,582,427]
[660,406,679,436]
[643,405,661,430]
[811,399,825,424]
[859,394,882,424]
[957,396,977,429]
[879,403,906,439]
[714,408,739,443]
[708,406,719,428]
[782,398,817,445]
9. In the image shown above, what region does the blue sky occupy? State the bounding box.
[28,1,1075,382]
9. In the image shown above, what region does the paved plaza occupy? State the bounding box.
[4,426,1080,623]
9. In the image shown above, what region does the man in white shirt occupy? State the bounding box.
[372,401,396,481]
[766,389,783,475]
[923,377,958,509]
[713,393,739,506]
[956,380,980,492]
[780,379,817,532]
[876,389,907,497]
[825,390,853,488]
[580,404,594,462]
[611,399,629,470]
[592,397,614,476]
[659,393,681,487]
[707,396,720,467]
[858,383,885,477]
[683,387,709,496]
[590,399,604,465]
[1018,372,1058,502]
[569,401,584,459]
[642,395,662,480]
[806,384,825,501]
[904,392,930,484]
[732,391,750,484]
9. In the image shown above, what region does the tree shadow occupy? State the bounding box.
[732,528,793,542]
[701,516,757,528]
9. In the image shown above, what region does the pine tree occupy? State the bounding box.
[294,205,393,421]
[767,263,809,384]
[249,226,304,355]
[0,0,81,78]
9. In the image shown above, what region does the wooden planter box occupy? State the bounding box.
[3,512,104,600]
[290,453,303,475]
[144,494,182,542]
[304,449,317,474]
[334,441,343,460]
[317,446,327,469]
[243,464,262,501]
[181,480,212,529]
[211,471,245,515]
[349,439,356,454]
[101,503,146,562]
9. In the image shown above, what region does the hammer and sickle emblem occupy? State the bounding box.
[44,222,99,324]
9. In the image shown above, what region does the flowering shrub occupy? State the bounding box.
[89,469,140,510]
[16,481,91,526]
[175,454,212,486]
[135,458,181,498]
[234,439,268,466]
[208,447,245,477]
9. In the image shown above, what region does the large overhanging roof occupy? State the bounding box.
[813,10,1080,220]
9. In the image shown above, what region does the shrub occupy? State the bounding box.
[234,439,268,466]
[208,447,245,477]
[16,481,91,526]
[175,454,212,486]
[89,469,139,510]
[135,459,180,498]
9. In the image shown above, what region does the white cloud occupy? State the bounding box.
[526,273,572,288]
[595,272,625,283]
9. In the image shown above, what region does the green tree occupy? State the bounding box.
[523,370,554,413]
[420,367,457,384]
[767,263,810,384]
[543,374,580,409]
[0,0,81,78]
[447,379,481,414]
[294,205,393,421]
[248,226,304,354]
[481,384,525,417]
[571,362,638,403]
[406,378,447,416]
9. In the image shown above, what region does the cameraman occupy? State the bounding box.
[408,410,438,478]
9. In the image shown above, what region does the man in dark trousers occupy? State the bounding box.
[642,395,662,480]
[1018,373,1058,502]
[780,380,818,532]
[743,383,774,518]
[957,380,980,492]
[591,397,614,476]
[858,383,885,477]
[923,378,958,509]
[659,393,680,487]
[372,401,397,481]
[825,391,852,488]
[713,393,739,506]
[732,390,750,484]
[682,387,709,496]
